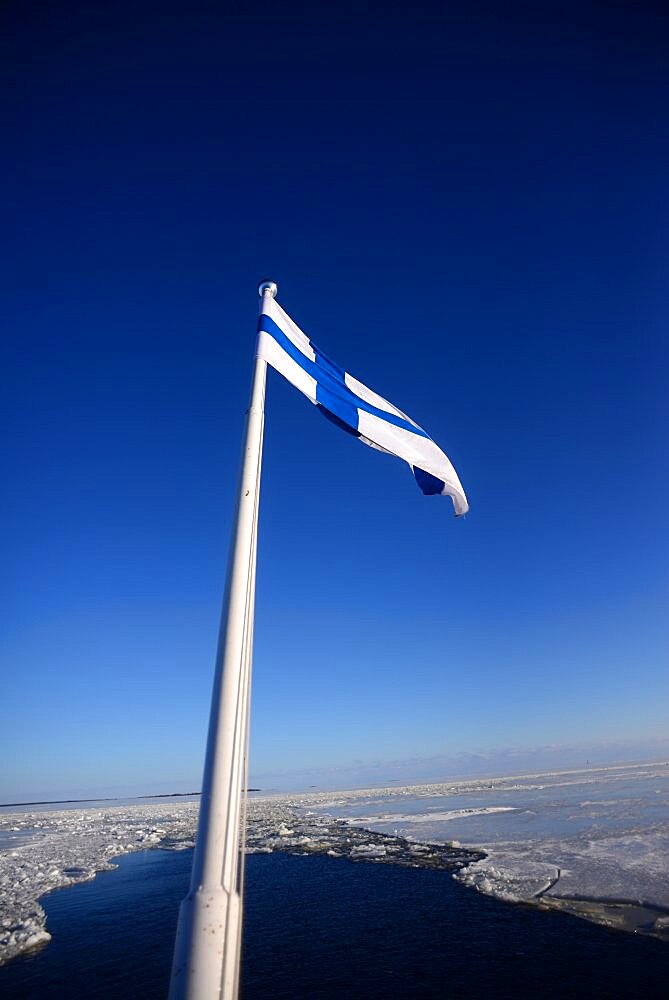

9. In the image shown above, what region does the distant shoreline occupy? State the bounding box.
[0,790,270,809]
[0,792,201,809]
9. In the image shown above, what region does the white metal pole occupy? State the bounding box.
[168,280,276,1000]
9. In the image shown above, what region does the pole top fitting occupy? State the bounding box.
[258,279,278,299]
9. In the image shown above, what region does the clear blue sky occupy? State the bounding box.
[2,2,667,799]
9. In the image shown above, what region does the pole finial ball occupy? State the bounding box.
[258,280,278,298]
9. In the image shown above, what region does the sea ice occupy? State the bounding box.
[3,760,668,965]
[310,761,669,937]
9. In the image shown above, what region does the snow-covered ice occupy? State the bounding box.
[311,760,669,938]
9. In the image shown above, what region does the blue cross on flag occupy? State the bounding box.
[256,296,469,517]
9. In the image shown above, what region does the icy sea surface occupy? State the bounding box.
[1,761,668,973]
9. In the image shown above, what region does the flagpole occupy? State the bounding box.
[168,280,276,1000]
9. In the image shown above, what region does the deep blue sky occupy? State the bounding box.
[2,2,667,799]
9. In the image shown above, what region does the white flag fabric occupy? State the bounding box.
[256,296,469,516]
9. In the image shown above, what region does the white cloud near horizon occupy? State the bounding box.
[249,736,669,792]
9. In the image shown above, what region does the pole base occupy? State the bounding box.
[169,886,241,1000]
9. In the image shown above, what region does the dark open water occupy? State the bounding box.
[2,848,669,999]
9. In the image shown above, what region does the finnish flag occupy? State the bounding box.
[256,297,469,516]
